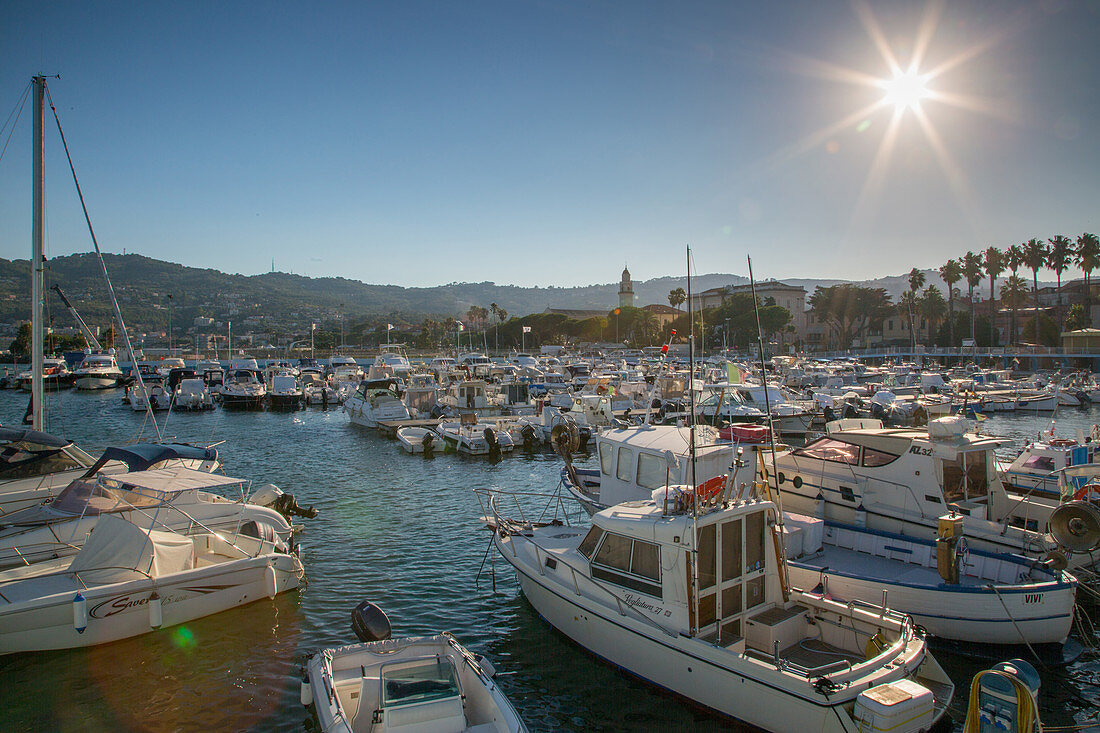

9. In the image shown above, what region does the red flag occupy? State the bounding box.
[670,329,676,335]
[661,344,669,354]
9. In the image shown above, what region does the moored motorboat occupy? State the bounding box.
[0,513,303,655]
[345,379,411,428]
[0,465,303,569]
[436,419,513,456]
[478,487,954,732]
[396,426,438,454]
[303,630,526,733]
[782,513,1077,648]
[73,350,124,390]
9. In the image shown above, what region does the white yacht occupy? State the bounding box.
[345,379,411,428]
[999,436,1095,500]
[368,345,413,380]
[73,350,124,389]
[15,357,73,391]
[479,488,953,732]
[0,438,218,518]
[0,466,298,569]
[303,633,526,733]
[219,368,267,409]
[0,513,303,655]
[765,417,1100,573]
[173,377,215,411]
[456,353,493,379]
[268,374,304,410]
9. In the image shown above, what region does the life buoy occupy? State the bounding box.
[1072,482,1100,502]
[695,475,727,500]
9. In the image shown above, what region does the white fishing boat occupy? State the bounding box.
[73,350,124,390]
[436,418,513,456]
[782,513,1077,648]
[561,423,756,515]
[0,465,302,569]
[303,632,526,733]
[345,379,412,428]
[396,426,439,454]
[479,487,954,732]
[0,513,303,655]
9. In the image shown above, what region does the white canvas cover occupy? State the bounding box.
[68,514,194,583]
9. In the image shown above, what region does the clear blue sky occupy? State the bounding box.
[1,1,1097,287]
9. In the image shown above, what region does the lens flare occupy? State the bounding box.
[878,69,931,111]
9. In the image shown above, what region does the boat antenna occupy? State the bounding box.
[748,254,789,600]
[46,81,162,441]
[687,246,697,510]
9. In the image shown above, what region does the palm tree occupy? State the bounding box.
[1022,238,1048,343]
[489,303,500,351]
[906,268,925,348]
[667,287,686,311]
[920,285,947,343]
[1006,244,1024,344]
[1077,233,1100,321]
[1047,235,1073,330]
[961,251,983,343]
[1000,276,1029,345]
[938,259,962,346]
[983,247,1004,346]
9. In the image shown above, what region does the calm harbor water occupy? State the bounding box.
[0,384,1097,732]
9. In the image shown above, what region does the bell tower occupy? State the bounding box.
[618,266,634,308]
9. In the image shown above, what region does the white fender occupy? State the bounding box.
[72,592,88,634]
[149,590,163,628]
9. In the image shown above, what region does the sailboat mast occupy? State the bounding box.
[30,75,45,431]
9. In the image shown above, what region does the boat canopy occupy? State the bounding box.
[81,443,218,478]
[0,428,87,479]
[51,467,245,516]
[0,427,72,450]
[69,514,194,580]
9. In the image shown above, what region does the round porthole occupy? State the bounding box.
[793,476,803,489]
[778,472,786,484]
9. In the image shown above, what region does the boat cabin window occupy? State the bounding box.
[616,447,634,481]
[599,443,614,476]
[591,532,662,597]
[792,437,859,465]
[381,657,460,709]
[941,451,990,503]
[636,452,668,490]
[577,527,604,559]
[1022,455,1056,472]
[861,447,900,467]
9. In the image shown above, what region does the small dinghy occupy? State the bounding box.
[437,419,514,456]
[397,427,439,455]
[302,601,526,733]
[0,513,303,655]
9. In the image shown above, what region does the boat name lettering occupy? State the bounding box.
[622,593,671,617]
[1023,593,1043,604]
[89,591,188,619]
[909,446,934,456]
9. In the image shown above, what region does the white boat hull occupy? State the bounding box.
[75,375,120,390]
[506,554,935,733]
[0,553,302,654]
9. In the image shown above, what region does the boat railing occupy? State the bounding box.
[479,490,678,639]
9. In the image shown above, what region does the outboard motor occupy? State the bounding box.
[843,402,860,419]
[421,431,435,456]
[351,600,392,643]
[484,427,501,458]
[271,492,319,520]
[823,406,837,423]
[870,401,886,421]
[1077,390,1089,406]
[520,424,538,451]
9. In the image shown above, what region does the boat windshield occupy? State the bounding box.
[381,658,460,708]
[50,477,167,516]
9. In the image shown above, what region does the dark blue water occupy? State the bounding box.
[0,385,1096,732]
